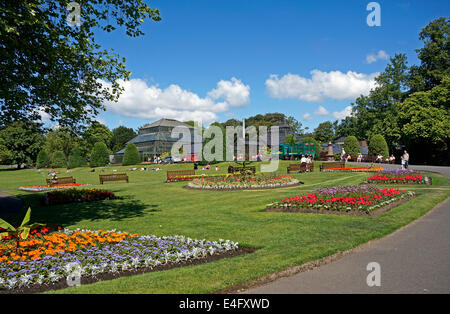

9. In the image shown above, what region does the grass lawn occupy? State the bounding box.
[1,161,449,293]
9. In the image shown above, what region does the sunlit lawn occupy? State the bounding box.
[1,161,449,293]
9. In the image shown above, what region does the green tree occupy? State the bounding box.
[43,128,79,159]
[0,1,161,127]
[368,134,389,157]
[83,121,113,153]
[68,147,87,169]
[89,142,110,167]
[397,76,450,164]
[51,150,67,168]
[314,121,334,143]
[343,136,360,156]
[122,143,141,166]
[0,136,12,164]
[286,116,304,136]
[36,150,51,168]
[284,134,298,146]
[352,53,410,151]
[0,121,43,168]
[111,126,137,153]
[408,17,450,92]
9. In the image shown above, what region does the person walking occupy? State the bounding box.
[403,150,409,169]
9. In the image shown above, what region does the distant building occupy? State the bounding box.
[113,118,201,162]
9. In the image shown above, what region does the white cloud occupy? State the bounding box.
[102,78,250,124]
[38,108,51,123]
[266,70,378,102]
[366,50,389,64]
[94,117,107,126]
[314,105,330,116]
[208,77,250,107]
[303,113,313,121]
[332,106,353,120]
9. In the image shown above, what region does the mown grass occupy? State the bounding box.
[0,161,449,294]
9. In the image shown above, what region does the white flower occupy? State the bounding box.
[7,278,17,290]
[48,272,61,283]
[131,256,141,268]
[37,274,45,285]
[19,274,33,287]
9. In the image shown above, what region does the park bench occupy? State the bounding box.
[287,163,314,173]
[166,170,195,182]
[319,161,346,172]
[227,166,256,174]
[99,173,129,184]
[46,176,76,186]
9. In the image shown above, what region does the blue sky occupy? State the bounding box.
[89,0,449,131]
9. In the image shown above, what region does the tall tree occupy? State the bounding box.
[43,128,79,159]
[408,17,450,92]
[352,53,409,151]
[286,116,304,136]
[0,0,161,127]
[284,134,298,146]
[82,121,113,153]
[397,76,450,164]
[314,121,334,143]
[111,126,137,153]
[0,122,43,168]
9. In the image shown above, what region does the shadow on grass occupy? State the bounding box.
[7,193,152,229]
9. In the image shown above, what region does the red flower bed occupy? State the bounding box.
[267,185,414,214]
[1,226,55,240]
[367,174,430,184]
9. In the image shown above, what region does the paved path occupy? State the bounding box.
[0,192,23,220]
[244,165,450,294]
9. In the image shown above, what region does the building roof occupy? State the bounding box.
[141,118,194,129]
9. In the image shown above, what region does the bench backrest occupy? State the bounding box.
[99,174,128,184]
[166,170,195,180]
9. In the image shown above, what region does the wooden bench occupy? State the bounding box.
[99,173,129,184]
[227,166,256,174]
[166,170,195,182]
[320,161,346,171]
[287,163,314,173]
[46,176,76,186]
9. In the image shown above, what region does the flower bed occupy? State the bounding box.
[266,185,415,215]
[0,228,240,292]
[187,173,300,190]
[43,188,118,206]
[19,183,89,192]
[367,170,432,185]
[322,167,384,172]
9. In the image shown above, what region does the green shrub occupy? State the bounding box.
[51,151,67,168]
[68,147,87,169]
[368,134,389,157]
[90,142,110,167]
[344,136,360,156]
[36,150,51,168]
[122,143,141,166]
